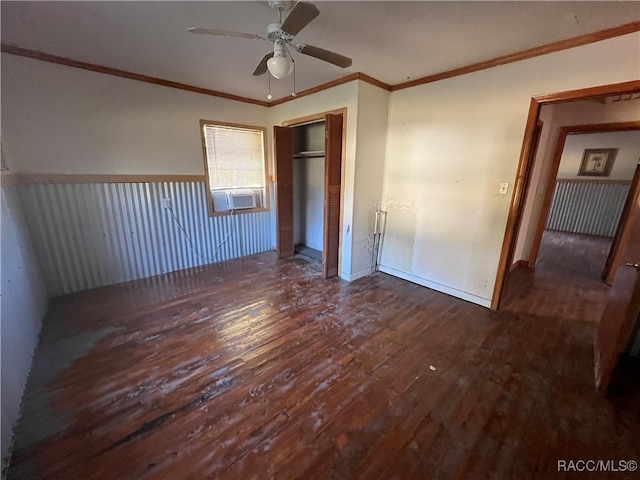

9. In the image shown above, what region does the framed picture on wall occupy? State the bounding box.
[578,148,618,177]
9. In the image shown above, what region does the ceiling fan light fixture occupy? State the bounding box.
[267,52,293,79]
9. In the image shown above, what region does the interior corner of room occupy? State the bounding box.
[1,2,640,477]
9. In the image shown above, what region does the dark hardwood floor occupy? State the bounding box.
[6,231,639,479]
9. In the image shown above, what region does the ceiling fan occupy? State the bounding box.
[188,0,353,80]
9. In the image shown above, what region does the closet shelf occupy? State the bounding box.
[293,150,325,158]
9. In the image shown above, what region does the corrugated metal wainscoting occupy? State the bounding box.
[19,181,272,296]
[545,180,630,237]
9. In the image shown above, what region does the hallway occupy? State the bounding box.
[501,230,613,321]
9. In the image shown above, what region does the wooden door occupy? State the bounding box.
[602,164,640,284]
[594,193,640,395]
[274,126,294,258]
[322,114,343,278]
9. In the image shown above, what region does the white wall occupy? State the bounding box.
[515,98,640,263]
[557,130,640,181]
[352,81,390,279]
[1,55,270,175]
[1,181,49,469]
[382,32,640,307]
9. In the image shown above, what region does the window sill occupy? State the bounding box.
[208,206,269,218]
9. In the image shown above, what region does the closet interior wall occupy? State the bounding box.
[293,122,326,255]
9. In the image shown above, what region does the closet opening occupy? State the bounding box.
[292,121,325,262]
[274,109,345,278]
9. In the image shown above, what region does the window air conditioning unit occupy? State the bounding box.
[211,189,261,212]
[226,190,258,210]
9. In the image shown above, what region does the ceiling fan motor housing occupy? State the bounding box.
[268,1,293,12]
[267,22,293,43]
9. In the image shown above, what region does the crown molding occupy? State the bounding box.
[268,72,391,106]
[392,21,640,92]
[3,21,639,106]
[1,43,270,107]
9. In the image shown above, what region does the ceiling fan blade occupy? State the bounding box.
[297,44,352,68]
[253,52,274,76]
[281,2,319,36]
[188,27,266,41]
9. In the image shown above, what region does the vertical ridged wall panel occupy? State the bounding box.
[546,181,630,237]
[18,181,271,296]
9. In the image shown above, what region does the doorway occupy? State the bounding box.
[274,109,346,279]
[528,126,640,281]
[501,127,640,322]
[492,82,640,394]
[492,80,640,310]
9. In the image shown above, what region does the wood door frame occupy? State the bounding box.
[508,119,544,271]
[491,80,640,310]
[527,122,640,270]
[280,107,348,272]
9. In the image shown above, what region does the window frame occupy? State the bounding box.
[199,119,270,217]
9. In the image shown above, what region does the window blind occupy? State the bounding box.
[203,125,265,190]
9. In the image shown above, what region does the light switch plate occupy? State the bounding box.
[499,183,509,195]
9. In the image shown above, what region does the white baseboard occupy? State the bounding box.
[340,268,372,282]
[378,265,491,308]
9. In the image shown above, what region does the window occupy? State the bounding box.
[200,120,268,216]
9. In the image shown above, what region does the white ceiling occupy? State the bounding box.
[2,1,639,102]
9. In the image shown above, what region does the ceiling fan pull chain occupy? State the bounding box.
[292,59,297,97]
[284,42,297,97]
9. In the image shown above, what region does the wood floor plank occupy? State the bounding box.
[6,232,640,479]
